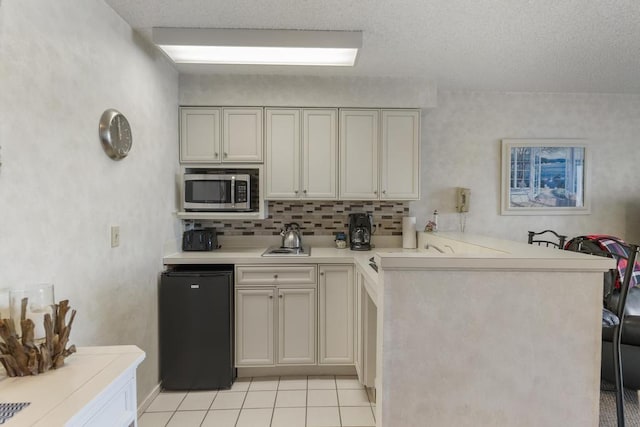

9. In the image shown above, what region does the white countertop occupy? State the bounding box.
[0,346,145,426]
[164,232,614,273]
[163,246,388,265]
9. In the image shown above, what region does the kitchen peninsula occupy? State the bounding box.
[163,232,613,427]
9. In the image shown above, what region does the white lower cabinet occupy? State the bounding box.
[235,265,317,367]
[278,288,316,365]
[318,265,355,365]
[355,271,363,379]
[355,269,377,387]
[236,264,356,368]
[236,288,275,366]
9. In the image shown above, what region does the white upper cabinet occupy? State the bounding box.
[303,109,338,199]
[339,110,380,200]
[180,108,221,163]
[340,108,421,200]
[180,107,263,164]
[265,108,337,200]
[180,106,420,200]
[380,110,421,200]
[265,109,300,198]
[222,108,264,162]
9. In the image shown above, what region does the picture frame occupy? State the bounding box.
[501,139,590,215]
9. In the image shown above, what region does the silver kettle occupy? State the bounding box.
[281,223,302,248]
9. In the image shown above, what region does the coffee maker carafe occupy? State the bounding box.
[348,213,375,251]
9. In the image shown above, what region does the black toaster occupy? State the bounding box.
[182,228,218,251]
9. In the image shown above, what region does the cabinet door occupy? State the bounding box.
[223,108,264,162]
[278,288,316,365]
[265,109,301,199]
[339,110,379,199]
[361,279,378,388]
[303,109,338,199]
[236,288,275,366]
[381,110,420,200]
[180,107,221,163]
[318,265,355,364]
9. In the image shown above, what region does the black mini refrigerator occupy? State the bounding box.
[160,265,235,390]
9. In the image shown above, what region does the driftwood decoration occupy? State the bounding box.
[0,299,76,377]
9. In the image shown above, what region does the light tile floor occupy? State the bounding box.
[140,375,376,427]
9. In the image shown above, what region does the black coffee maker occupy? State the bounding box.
[348,213,374,251]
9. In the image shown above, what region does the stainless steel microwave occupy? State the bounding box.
[183,174,251,211]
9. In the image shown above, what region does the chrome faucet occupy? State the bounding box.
[425,243,455,253]
[425,243,445,253]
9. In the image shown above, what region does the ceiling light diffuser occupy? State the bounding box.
[152,28,362,66]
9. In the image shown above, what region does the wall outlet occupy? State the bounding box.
[111,226,120,248]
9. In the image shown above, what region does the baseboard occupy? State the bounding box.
[138,383,161,418]
[238,365,356,378]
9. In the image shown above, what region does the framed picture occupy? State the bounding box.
[501,139,590,215]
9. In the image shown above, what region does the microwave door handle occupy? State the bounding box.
[231,179,235,207]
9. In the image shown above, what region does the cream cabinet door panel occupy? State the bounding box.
[223,108,263,162]
[339,110,379,199]
[303,109,337,199]
[266,109,300,199]
[278,288,316,365]
[354,271,363,381]
[236,288,275,366]
[318,265,355,364]
[180,108,221,163]
[381,110,420,199]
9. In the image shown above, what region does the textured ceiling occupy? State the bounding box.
[104,0,640,93]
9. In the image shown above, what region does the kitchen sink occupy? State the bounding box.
[262,246,311,257]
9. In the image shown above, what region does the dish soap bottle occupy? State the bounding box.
[424,210,438,232]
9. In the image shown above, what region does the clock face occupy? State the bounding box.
[99,109,132,160]
[109,115,132,157]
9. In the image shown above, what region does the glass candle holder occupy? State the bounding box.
[9,284,55,341]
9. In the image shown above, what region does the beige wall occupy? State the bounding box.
[0,0,179,403]
[419,91,640,243]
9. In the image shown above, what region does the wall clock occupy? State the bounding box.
[99,109,132,160]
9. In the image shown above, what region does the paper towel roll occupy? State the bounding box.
[402,216,417,249]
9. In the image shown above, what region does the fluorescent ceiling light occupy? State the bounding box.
[152,28,362,66]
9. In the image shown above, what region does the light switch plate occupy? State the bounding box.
[111,226,120,247]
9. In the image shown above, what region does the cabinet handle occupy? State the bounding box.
[269,295,273,299]
[214,152,219,158]
[382,190,386,194]
[279,294,283,299]
[274,274,278,279]
[294,190,298,194]
[223,152,228,158]
[303,189,307,194]
[374,190,378,195]
[320,272,324,276]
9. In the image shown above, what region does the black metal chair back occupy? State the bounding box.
[566,235,639,427]
[607,243,638,427]
[527,230,567,249]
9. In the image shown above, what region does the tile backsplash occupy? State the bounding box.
[188,201,409,236]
